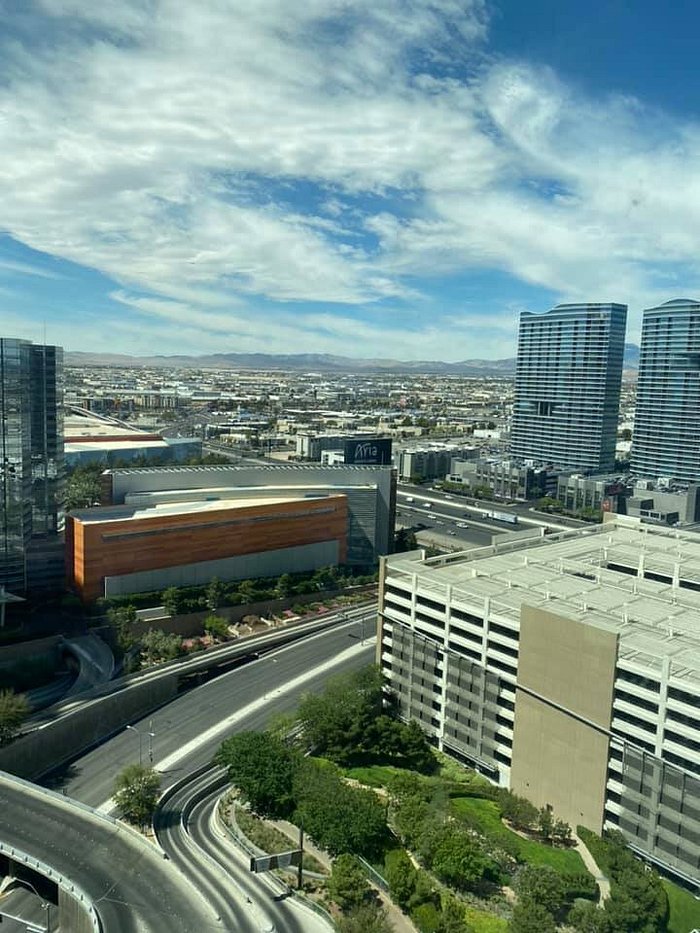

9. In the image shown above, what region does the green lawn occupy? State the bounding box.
[344,764,405,786]
[664,880,700,933]
[451,797,586,874]
[464,906,509,933]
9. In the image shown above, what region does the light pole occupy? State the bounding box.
[126,725,142,767]
[16,878,52,932]
[126,724,154,768]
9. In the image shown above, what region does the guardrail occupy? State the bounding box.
[0,841,101,932]
[35,601,377,726]
[216,794,336,930]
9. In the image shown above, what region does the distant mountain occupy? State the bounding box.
[65,344,641,373]
[65,350,519,375]
[623,343,640,367]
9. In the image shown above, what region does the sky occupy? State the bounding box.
[1,0,700,360]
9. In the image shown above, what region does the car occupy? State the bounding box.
[447,530,456,535]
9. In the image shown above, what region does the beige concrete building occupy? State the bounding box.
[378,516,700,886]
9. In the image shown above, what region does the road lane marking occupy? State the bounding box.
[97,637,374,814]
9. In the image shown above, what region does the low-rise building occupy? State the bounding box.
[556,472,628,514]
[100,462,396,568]
[449,458,551,500]
[67,492,347,601]
[398,444,477,482]
[627,482,700,526]
[378,517,700,886]
[65,411,201,467]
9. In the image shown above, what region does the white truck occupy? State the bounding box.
[487,509,518,524]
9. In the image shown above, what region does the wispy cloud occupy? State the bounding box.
[0,2,699,357]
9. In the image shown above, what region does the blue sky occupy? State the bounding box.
[0,0,699,360]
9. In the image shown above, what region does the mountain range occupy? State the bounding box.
[65,343,641,374]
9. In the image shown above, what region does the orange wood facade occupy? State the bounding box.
[67,495,348,601]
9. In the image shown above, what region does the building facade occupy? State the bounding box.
[449,458,551,501]
[631,298,700,483]
[510,303,627,472]
[0,339,64,594]
[378,517,700,885]
[398,445,477,482]
[101,463,395,568]
[67,493,348,601]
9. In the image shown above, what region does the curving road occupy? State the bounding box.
[156,766,330,933]
[0,776,222,932]
[19,613,375,930]
[52,614,376,808]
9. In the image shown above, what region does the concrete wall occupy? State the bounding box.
[0,635,61,667]
[510,604,618,832]
[0,672,178,780]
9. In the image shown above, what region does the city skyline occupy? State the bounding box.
[2,2,700,359]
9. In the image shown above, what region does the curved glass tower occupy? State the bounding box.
[631,298,700,483]
[511,303,627,472]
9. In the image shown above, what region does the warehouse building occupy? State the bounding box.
[378,516,700,885]
[67,492,347,601]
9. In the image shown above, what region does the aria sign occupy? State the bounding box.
[344,438,392,465]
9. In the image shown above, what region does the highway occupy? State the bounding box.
[156,767,329,933]
[0,776,222,932]
[50,615,375,808]
[18,615,375,930]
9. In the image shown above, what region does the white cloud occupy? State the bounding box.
[1,2,700,356]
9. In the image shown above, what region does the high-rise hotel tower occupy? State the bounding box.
[631,298,700,484]
[0,338,64,595]
[510,303,627,472]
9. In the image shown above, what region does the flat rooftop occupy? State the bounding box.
[71,492,345,524]
[385,518,700,688]
[65,413,151,439]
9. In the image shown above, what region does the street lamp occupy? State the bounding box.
[16,878,52,932]
[126,722,156,767]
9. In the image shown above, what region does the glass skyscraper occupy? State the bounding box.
[0,338,64,594]
[510,303,627,472]
[631,298,700,483]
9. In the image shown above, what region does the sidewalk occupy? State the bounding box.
[574,833,611,904]
[270,818,417,933]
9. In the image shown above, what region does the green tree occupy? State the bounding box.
[384,849,417,909]
[64,464,103,511]
[604,866,668,933]
[297,665,385,763]
[238,579,257,603]
[205,577,225,611]
[139,628,183,664]
[538,805,554,842]
[509,902,557,933]
[514,865,565,915]
[498,791,538,831]
[216,731,298,818]
[113,764,161,826]
[107,605,138,651]
[429,824,489,891]
[552,817,572,846]
[0,690,29,746]
[293,759,387,857]
[276,573,294,598]
[568,902,611,933]
[412,902,442,933]
[438,893,471,933]
[161,586,183,616]
[337,904,393,933]
[203,614,229,640]
[394,528,418,553]
[327,854,370,911]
